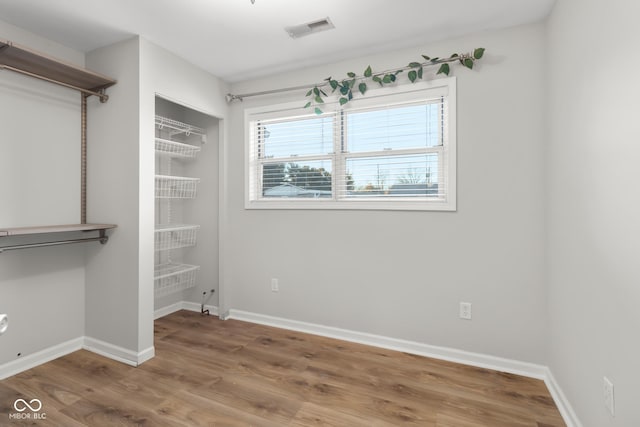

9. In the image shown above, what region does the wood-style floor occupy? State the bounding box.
[0,310,565,426]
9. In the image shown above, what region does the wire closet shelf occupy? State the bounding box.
[155,224,200,251]
[155,175,200,199]
[155,137,201,159]
[155,115,207,140]
[154,263,200,297]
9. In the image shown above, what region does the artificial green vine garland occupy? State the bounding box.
[304,47,485,113]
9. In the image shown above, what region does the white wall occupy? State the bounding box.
[140,38,227,316]
[227,23,548,363]
[0,20,86,365]
[85,37,144,354]
[546,0,640,425]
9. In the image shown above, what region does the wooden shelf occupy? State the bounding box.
[0,224,117,238]
[0,38,116,93]
[0,40,118,253]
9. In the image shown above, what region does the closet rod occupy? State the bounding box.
[0,64,109,102]
[0,235,109,254]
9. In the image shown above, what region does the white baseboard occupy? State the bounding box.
[0,337,83,380]
[0,301,217,380]
[227,309,584,427]
[83,337,154,367]
[154,302,183,319]
[181,301,219,316]
[544,368,583,427]
[0,305,579,427]
[229,309,548,379]
[137,346,156,365]
[154,301,219,319]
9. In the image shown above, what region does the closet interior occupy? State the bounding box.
[154,97,219,312]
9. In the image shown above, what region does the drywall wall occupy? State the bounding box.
[0,20,86,365]
[140,38,227,316]
[85,37,144,354]
[227,23,548,363]
[81,36,228,359]
[546,0,640,425]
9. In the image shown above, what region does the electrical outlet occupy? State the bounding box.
[271,278,279,292]
[459,302,472,320]
[0,314,7,335]
[604,376,615,416]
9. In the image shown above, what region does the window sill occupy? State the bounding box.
[245,198,456,211]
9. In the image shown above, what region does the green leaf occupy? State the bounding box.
[394,70,403,75]
[339,97,349,106]
[417,66,423,79]
[409,62,421,68]
[372,75,383,86]
[450,53,459,58]
[382,74,392,84]
[408,70,417,83]
[314,107,323,115]
[313,87,320,96]
[473,47,485,59]
[305,90,312,97]
[358,82,367,95]
[348,90,353,101]
[340,85,350,95]
[421,55,430,60]
[324,76,332,81]
[437,63,450,75]
[430,57,440,62]
[464,58,474,69]
[390,74,396,82]
[304,101,311,108]
[349,79,356,88]
[347,72,356,78]
[314,95,324,103]
[364,65,372,77]
[329,79,339,91]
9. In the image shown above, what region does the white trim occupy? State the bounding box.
[245,198,454,211]
[244,78,457,212]
[544,368,584,427]
[137,346,156,365]
[153,301,184,319]
[0,337,83,380]
[228,309,580,427]
[229,309,546,379]
[180,301,219,316]
[0,307,579,427]
[154,301,219,319]
[82,337,154,367]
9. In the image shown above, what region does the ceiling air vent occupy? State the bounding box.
[285,17,335,39]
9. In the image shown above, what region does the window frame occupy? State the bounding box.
[244,77,456,211]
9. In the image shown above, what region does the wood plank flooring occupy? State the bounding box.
[0,310,565,426]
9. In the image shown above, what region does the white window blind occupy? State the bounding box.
[245,79,456,211]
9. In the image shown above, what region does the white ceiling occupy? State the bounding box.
[0,0,556,82]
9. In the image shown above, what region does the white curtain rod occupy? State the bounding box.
[225,54,472,103]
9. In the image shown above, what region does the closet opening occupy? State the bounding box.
[153,96,220,318]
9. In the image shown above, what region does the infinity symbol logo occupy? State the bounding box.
[13,398,42,412]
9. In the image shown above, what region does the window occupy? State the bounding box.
[245,78,456,210]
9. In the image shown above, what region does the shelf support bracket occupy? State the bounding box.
[99,89,108,103]
[81,93,88,224]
